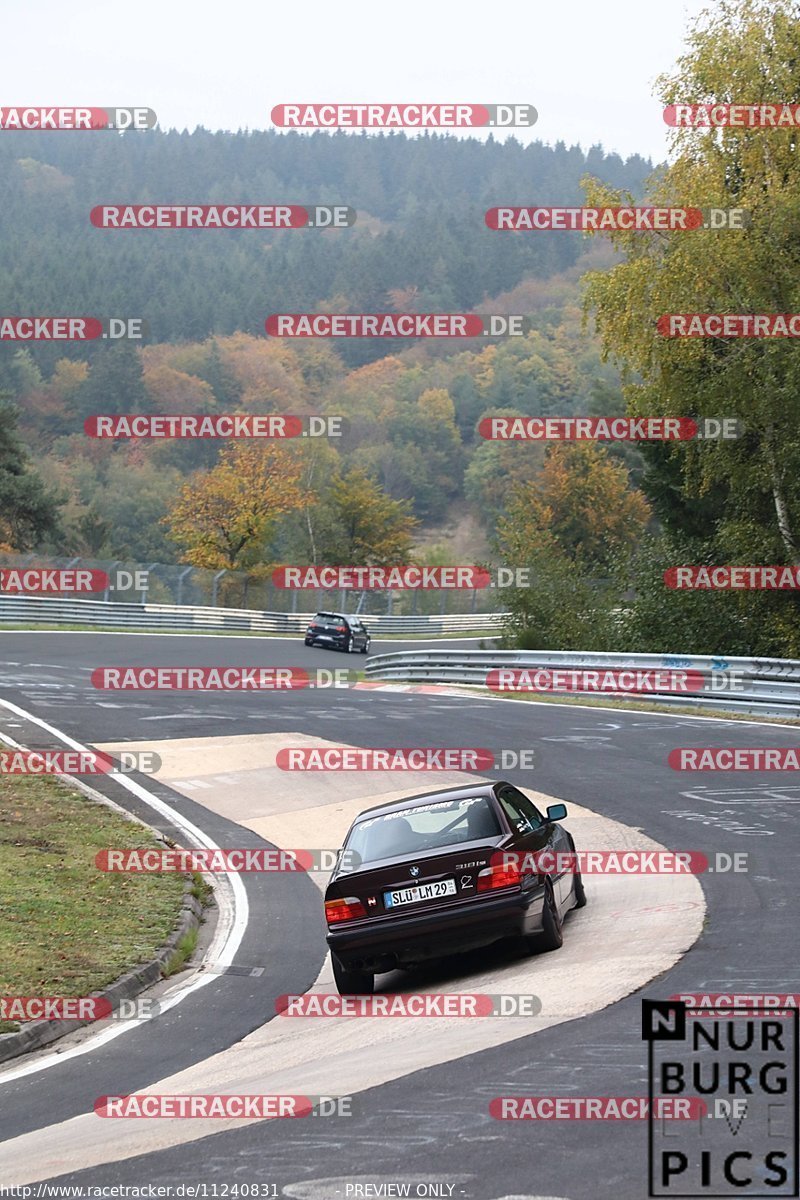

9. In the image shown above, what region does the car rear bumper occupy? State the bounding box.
[307,633,348,648]
[326,884,546,971]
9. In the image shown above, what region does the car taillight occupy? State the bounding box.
[335,624,347,632]
[325,897,367,924]
[477,862,522,892]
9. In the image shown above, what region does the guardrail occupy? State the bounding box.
[364,648,800,717]
[0,595,507,636]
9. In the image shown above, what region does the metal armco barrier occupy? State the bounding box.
[364,648,800,717]
[0,595,506,636]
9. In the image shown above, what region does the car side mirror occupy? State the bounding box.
[545,803,567,822]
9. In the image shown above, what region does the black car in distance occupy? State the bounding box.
[305,611,371,654]
[325,781,586,994]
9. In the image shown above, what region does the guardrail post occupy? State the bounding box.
[176,566,193,606]
[141,563,157,604]
[104,560,120,602]
[212,569,227,607]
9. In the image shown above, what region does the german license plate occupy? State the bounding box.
[384,879,457,908]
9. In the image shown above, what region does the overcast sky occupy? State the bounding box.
[2,0,713,162]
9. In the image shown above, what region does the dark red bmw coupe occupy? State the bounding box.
[324,780,586,994]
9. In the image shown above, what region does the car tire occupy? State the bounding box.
[573,869,587,908]
[361,639,370,655]
[526,879,564,954]
[304,638,313,646]
[345,635,354,653]
[332,955,374,995]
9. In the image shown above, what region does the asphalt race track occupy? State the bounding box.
[0,630,795,1199]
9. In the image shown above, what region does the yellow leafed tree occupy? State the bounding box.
[164,443,306,571]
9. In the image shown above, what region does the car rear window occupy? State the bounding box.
[343,795,501,864]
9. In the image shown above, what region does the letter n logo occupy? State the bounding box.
[642,999,686,1041]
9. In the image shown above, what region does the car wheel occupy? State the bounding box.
[526,878,564,954]
[573,869,587,908]
[304,638,313,646]
[345,634,354,653]
[360,638,370,655]
[332,954,374,995]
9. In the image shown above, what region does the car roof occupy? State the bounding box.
[352,781,503,823]
[314,612,357,619]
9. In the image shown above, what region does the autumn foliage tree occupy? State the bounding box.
[164,443,306,571]
[325,468,418,566]
[525,441,652,571]
[495,443,648,650]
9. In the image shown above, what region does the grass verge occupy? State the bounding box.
[0,774,188,1034]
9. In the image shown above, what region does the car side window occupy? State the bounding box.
[498,787,542,834]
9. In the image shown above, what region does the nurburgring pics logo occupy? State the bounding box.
[90,205,355,229]
[265,314,529,337]
[271,104,537,128]
[275,747,536,771]
[0,107,156,130]
[665,566,800,589]
[664,104,800,127]
[644,998,798,1195]
[478,416,742,441]
[83,415,346,439]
